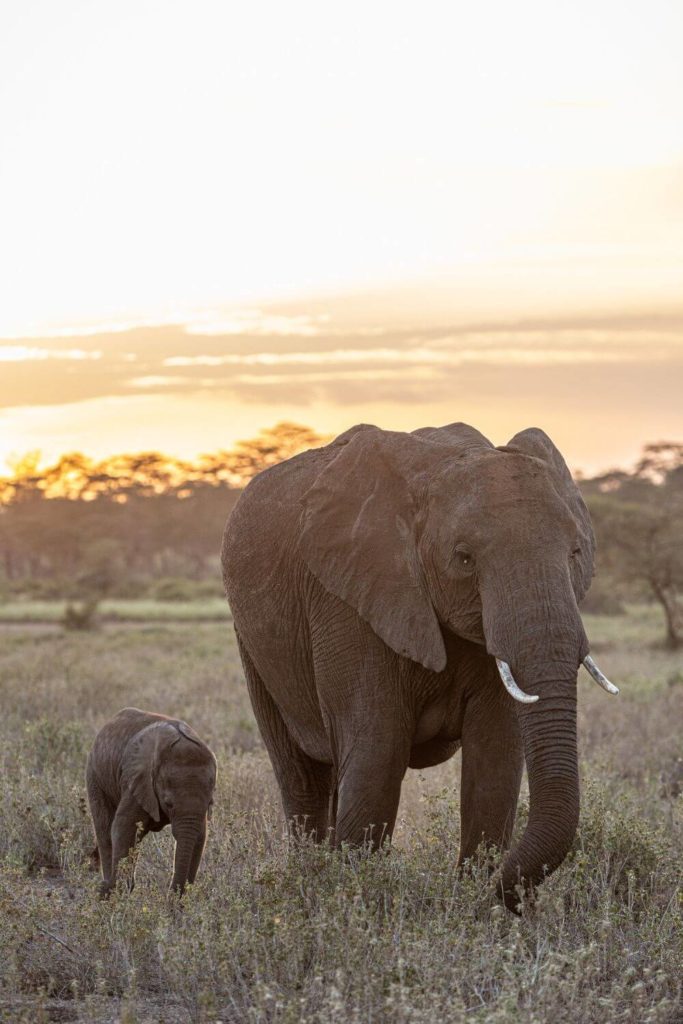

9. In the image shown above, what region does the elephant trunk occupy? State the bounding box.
[483,566,587,910]
[500,679,579,909]
[170,816,203,894]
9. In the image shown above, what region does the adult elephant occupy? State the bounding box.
[221,422,618,909]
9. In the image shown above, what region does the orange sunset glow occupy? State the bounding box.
[1,1,682,474]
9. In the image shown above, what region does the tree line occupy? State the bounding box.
[0,423,325,599]
[1,427,681,646]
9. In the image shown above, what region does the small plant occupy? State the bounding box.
[62,598,99,631]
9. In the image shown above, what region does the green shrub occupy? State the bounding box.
[63,599,99,631]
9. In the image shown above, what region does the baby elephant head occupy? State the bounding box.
[124,719,217,893]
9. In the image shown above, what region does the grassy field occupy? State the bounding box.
[0,598,231,624]
[0,605,681,1023]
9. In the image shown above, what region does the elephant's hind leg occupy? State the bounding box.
[237,635,334,840]
[334,749,406,849]
[86,772,115,892]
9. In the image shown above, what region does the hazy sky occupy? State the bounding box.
[0,1,682,473]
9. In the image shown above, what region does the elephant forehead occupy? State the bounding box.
[480,461,563,509]
[160,761,215,789]
[159,742,215,772]
[429,455,575,533]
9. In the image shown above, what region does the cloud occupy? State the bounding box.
[0,346,102,362]
[183,310,331,337]
[162,344,668,372]
[1,307,682,422]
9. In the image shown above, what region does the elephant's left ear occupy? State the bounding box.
[121,722,178,822]
[503,427,595,601]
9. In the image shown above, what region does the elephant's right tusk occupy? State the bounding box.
[495,659,539,704]
[582,655,619,695]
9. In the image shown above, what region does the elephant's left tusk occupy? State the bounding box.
[495,659,539,704]
[582,655,619,695]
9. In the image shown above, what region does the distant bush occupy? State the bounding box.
[150,577,199,601]
[62,599,99,631]
[5,574,225,603]
[190,577,225,599]
[150,577,224,602]
[10,577,78,601]
[580,577,626,616]
[106,574,151,599]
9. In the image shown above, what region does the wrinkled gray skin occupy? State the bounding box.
[222,423,597,910]
[86,708,216,897]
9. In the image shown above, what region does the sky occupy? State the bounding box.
[0,0,682,474]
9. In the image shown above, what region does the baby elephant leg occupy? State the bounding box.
[86,775,115,894]
[106,794,148,897]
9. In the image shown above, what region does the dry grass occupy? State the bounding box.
[0,607,681,1023]
[0,598,231,624]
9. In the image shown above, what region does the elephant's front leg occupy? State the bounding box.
[86,775,115,891]
[185,824,207,886]
[458,659,524,867]
[106,795,148,897]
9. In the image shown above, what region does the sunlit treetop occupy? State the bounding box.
[0,423,329,505]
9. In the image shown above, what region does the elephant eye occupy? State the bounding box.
[455,548,475,574]
[571,546,581,559]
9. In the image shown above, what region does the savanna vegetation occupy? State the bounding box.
[0,607,681,1023]
[0,423,324,605]
[582,443,683,648]
[0,427,681,1021]
[1,426,681,647]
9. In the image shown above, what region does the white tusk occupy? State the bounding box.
[495,659,539,704]
[583,655,619,695]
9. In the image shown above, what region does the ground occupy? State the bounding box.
[0,604,681,1023]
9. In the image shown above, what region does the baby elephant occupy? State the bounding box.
[86,707,217,897]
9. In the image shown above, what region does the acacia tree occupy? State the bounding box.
[200,422,328,486]
[585,443,683,648]
[0,423,327,588]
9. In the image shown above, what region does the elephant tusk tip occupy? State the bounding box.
[582,655,619,695]
[495,658,539,704]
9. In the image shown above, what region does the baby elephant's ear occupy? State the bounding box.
[122,722,178,822]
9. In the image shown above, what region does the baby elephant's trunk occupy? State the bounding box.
[170,816,206,894]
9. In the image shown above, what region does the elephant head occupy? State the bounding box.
[300,422,617,907]
[122,719,217,893]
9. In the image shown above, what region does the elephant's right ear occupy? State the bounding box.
[121,722,178,822]
[299,427,447,672]
[504,427,595,602]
